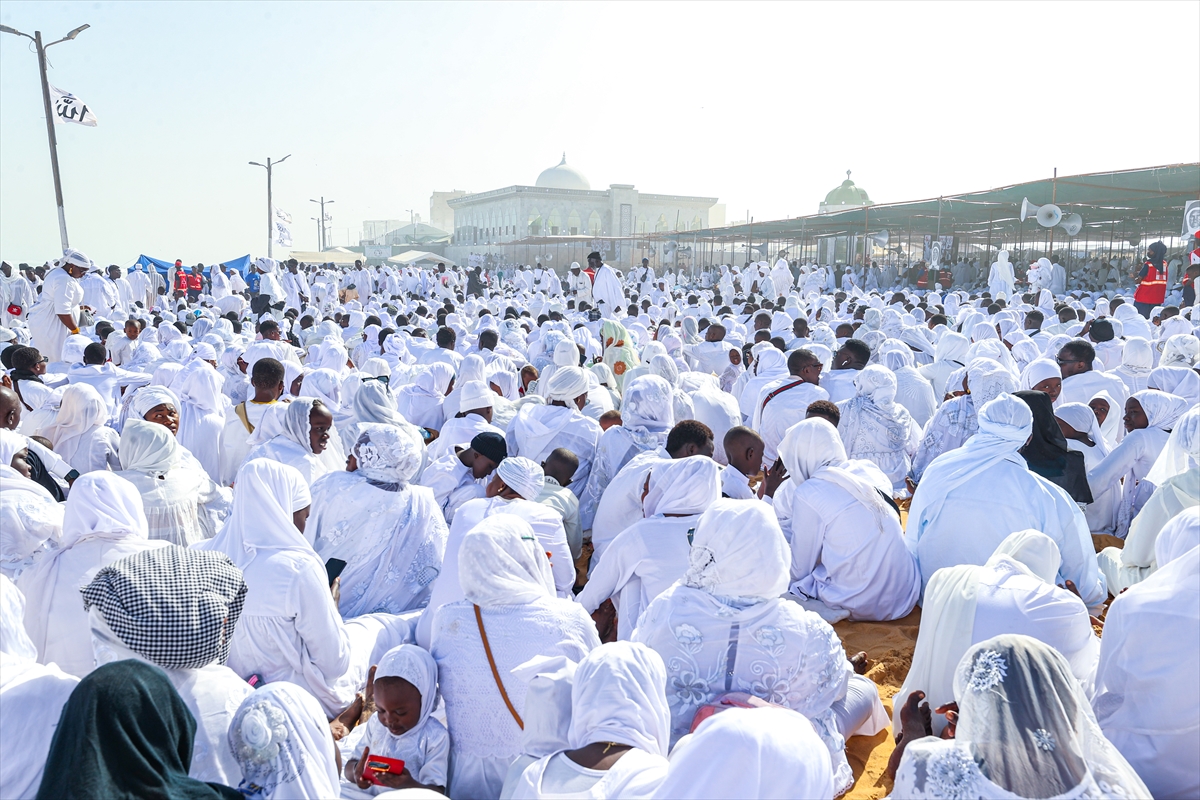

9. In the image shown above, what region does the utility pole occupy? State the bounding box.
[0,23,91,251]
[249,154,291,257]
[309,197,334,251]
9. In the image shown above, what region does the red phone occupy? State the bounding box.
[366,755,405,785]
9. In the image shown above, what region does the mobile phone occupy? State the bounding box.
[325,558,347,587]
[246,673,263,688]
[366,755,405,785]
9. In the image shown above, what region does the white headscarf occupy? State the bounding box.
[228,682,340,800]
[197,458,312,570]
[458,514,554,607]
[566,641,670,756]
[649,707,834,800]
[1154,506,1200,568]
[545,365,590,403]
[1131,389,1189,432]
[352,423,420,489]
[778,417,893,525]
[684,498,790,601]
[375,643,439,731]
[118,418,180,479]
[0,573,38,661]
[0,465,62,576]
[496,456,545,501]
[42,383,108,468]
[1145,405,1200,485]
[643,456,720,518]
[60,472,148,549]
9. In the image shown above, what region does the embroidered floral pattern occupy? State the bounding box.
[673,623,704,653]
[926,747,979,800]
[1032,728,1056,752]
[967,649,1007,694]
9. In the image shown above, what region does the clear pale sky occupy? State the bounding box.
[1,1,1197,266]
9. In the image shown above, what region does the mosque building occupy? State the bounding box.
[442,154,721,259]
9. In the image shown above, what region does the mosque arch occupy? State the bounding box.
[567,210,581,236]
[588,211,602,235]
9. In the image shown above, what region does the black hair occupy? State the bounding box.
[1060,339,1095,364]
[251,357,285,386]
[665,419,714,456]
[436,326,456,348]
[805,399,841,426]
[839,338,872,365]
[83,343,107,365]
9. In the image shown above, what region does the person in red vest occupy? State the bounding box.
[172,259,188,298]
[1132,241,1168,317]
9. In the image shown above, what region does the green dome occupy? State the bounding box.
[824,171,872,207]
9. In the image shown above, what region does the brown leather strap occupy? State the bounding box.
[234,402,255,434]
[474,604,523,729]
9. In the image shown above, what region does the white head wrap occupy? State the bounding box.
[566,642,670,756]
[196,459,312,570]
[684,498,790,601]
[1131,389,1189,432]
[118,418,180,478]
[457,514,554,607]
[228,682,340,800]
[545,365,590,402]
[352,423,420,488]
[643,455,720,518]
[1154,506,1200,568]
[375,643,439,730]
[1145,405,1200,485]
[496,455,545,500]
[61,472,148,549]
[455,379,494,412]
[621,375,675,434]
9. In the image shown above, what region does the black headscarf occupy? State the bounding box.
[36,660,241,800]
[1147,241,1167,269]
[1014,390,1093,504]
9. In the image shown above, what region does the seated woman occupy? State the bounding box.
[114,419,230,545]
[1055,401,1117,535]
[1097,406,1199,594]
[632,499,886,796]
[504,642,670,800]
[0,574,79,800]
[893,530,1100,737]
[1013,390,1092,504]
[201,458,407,718]
[1086,389,1189,538]
[577,374,674,530]
[890,634,1150,800]
[432,515,599,800]
[835,365,920,494]
[41,383,120,474]
[778,417,920,622]
[1092,534,1198,800]
[17,472,167,677]
[577,455,720,640]
[0,430,64,580]
[227,682,341,800]
[395,363,455,431]
[82,545,252,786]
[35,660,242,799]
[245,397,335,486]
[310,424,448,617]
[343,644,450,796]
[6,345,63,436]
[649,706,835,800]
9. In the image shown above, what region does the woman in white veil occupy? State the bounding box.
[891,634,1149,799]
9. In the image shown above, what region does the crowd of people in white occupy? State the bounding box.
[0,240,1196,800]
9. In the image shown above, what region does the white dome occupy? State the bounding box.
[535,153,590,190]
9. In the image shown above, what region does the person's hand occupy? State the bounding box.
[376,767,418,790]
[331,692,365,740]
[934,701,959,739]
[331,576,341,606]
[352,747,373,789]
[363,664,377,715]
[574,540,594,589]
[591,599,618,644]
[1059,579,1080,599]
[761,458,788,498]
[905,476,918,497]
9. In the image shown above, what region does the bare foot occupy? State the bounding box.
[331,692,364,740]
[849,651,870,675]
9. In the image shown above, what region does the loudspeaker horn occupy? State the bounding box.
[1058,213,1083,236]
[867,230,889,247]
[1020,197,1063,228]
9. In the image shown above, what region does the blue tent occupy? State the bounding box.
[133,254,252,277]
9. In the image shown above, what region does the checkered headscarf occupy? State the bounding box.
[81,546,247,670]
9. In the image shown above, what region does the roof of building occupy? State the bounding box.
[823,171,872,208]
[535,153,591,191]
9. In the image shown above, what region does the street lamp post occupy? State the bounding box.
[0,23,91,251]
[249,155,290,258]
[309,197,334,251]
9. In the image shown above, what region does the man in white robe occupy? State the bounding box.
[988,249,1016,298]
[505,366,601,499]
[588,253,625,318]
[751,348,829,464]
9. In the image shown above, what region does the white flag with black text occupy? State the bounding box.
[273,206,293,247]
[49,85,98,126]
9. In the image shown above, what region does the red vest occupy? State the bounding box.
[1133,262,1166,305]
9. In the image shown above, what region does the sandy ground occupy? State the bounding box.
[835,608,921,799]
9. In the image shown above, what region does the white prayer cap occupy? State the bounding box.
[457,379,494,412]
[496,455,545,500]
[361,357,391,379]
[255,257,277,274]
[545,366,590,402]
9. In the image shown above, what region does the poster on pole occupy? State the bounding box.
[49,85,98,126]
[1183,200,1200,238]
